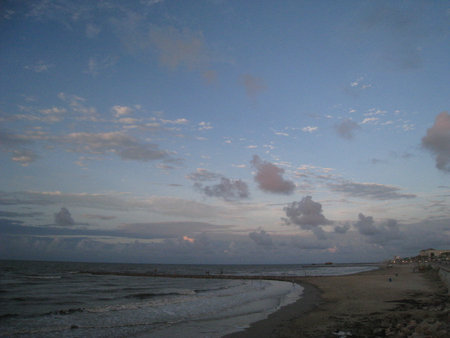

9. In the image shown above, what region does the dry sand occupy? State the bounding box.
[224,263,450,338]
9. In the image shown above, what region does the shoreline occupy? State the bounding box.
[224,263,450,338]
[222,280,323,338]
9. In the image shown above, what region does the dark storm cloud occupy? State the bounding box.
[282,196,331,240]
[334,119,361,140]
[248,230,274,249]
[250,155,295,195]
[328,181,416,200]
[194,177,249,201]
[421,112,450,173]
[54,207,75,226]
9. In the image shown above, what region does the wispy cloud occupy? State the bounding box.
[62,131,171,162]
[149,26,209,71]
[302,126,318,133]
[24,60,54,72]
[328,181,417,200]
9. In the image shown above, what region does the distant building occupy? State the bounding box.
[420,248,450,259]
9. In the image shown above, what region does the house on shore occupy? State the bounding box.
[420,248,450,259]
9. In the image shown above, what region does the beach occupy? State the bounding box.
[3,261,449,338]
[224,264,450,338]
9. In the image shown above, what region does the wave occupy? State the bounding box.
[0,313,19,320]
[45,307,86,316]
[124,291,193,300]
[26,275,62,279]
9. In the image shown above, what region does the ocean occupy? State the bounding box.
[0,260,377,338]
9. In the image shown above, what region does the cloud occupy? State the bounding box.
[0,129,32,148]
[57,93,98,118]
[85,23,101,38]
[282,196,332,239]
[390,150,414,159]
[63,131,175,162]
[421,112,450,172]
[149,26,208,71]
[334,223,350,234]
[328,181,417,200]
[0,218,229,241]
[0,190,130,210]
[250,155,295,195]
[82,214,117,220]
[194,177,250,201]
[54,207,75,226]
[119,222,230,238]
[186,168,223,182]
[240,74,267,103]
[11,149,40,166]
[24,60,54,72]
[199,122,213,130]
[138,196,241,220]
[362,117,379,124]
[84,55,119,76]
[111,105,132,117]
[0,210,43,218]
[290,236,330,250]
[0,130,40,165]
[334,118,361,140]
[302,126,318,133]
[0,191,243,221]
[187,169,249,201]
[361,1,425,71]
[354,213,403,244]
[249,230,274,249]
[354,213,378,236]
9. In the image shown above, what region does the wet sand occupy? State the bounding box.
[224,263,450,338]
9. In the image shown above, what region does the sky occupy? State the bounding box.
[1,0,450,264]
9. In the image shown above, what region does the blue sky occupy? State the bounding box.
[1,0,450,264]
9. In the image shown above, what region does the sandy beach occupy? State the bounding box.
[224,264,450,338]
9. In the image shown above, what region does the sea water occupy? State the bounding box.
[0,260,377,338]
